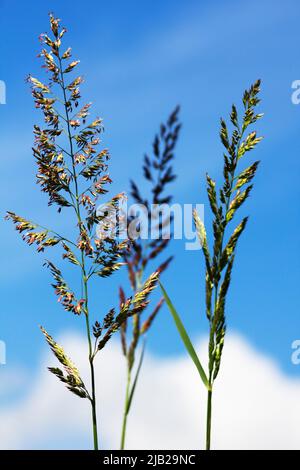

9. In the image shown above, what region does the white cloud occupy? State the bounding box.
[0,332,299,450]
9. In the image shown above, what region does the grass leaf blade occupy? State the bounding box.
[159,281,209,389]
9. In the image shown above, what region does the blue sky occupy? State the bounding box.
[0,0,299,414]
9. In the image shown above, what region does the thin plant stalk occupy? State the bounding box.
[206,388,212,450]
[161,80,263,450]
[120,368,131,450]
[120,336,145,449]
[84,277,99,449]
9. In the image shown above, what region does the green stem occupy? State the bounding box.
[83,273,99,450]
[89,351,99,450]
[206,387,212,450]
[120,272,142,450]
[120,366,131,450]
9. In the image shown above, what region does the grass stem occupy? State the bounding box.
[120,367,131,450]
[206,388,212,450]
[90,357,99,450]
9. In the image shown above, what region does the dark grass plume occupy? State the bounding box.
[119,107,181,449]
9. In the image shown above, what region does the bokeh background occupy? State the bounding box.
[0,0,299,449]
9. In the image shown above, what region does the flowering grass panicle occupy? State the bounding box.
[6,14,159,450]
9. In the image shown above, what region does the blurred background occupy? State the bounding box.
[0,0,299,449]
